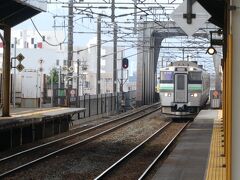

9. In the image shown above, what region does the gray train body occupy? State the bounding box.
[159,61,210,117]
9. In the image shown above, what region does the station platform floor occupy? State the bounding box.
[0,107,85,128]
[151,109,225,180]
[0,107,86,151]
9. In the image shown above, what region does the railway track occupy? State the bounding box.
[94,121,189,180]
[0,103,161,178]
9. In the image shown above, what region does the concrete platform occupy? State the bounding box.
[0,107,85,129]
[151,110,221,180]
[0,107,85,151]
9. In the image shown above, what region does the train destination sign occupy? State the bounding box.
[170,1,211,36]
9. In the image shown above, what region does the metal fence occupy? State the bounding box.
[76,91,136,118]
[44,89,136,118]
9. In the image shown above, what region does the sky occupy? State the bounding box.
[11,0,217,75]
[13,0,140,75]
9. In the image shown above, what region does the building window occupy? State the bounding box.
[85,81,90,88]
[31,38,34,44]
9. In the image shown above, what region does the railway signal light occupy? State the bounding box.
[206,46,217,55]
[122,58,129,69]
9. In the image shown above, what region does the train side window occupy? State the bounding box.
[189,72,202,84]
[160,71,173,83]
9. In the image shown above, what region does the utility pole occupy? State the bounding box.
[67,0,74,106]
[13,37,17,108]
[58,66,61,106]
[2,25,11,117]
[39,60,43,108]
[97,15,101,94]
[120,51,123,94]
[76,59,80,107]
[133,0,137,34]
[51,70,54,107]
[112,0,117,94]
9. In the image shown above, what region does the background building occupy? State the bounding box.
[0,29,136,107]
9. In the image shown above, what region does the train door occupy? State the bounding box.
[174,74,188,103]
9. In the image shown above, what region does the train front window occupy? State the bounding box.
[160,71,173,83]
[189,72,202,84]
[177,75,185,90]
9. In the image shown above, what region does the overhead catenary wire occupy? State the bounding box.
[30,18,67,47]
[45,0,217,73]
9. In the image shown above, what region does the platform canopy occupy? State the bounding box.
[198,0,225,28]
[0,0,46,29]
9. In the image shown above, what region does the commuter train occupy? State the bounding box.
[159,61,210,117]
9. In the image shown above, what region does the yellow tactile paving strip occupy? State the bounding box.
[205,110,226,180]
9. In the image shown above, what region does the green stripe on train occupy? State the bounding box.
[159,84,173,91]
[188,84,202,91]
[159,84,202,91]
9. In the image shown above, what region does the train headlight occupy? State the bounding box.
[190,93,198,97]
[164,93,171,97]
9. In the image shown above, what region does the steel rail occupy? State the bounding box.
[138,121,190,180]
[94,121,172,180]
[0,105,161,178]
[0,102,160,163]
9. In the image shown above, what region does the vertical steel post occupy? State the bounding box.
[101,94,103,114]
[111,93,112,112]
[97,94,99,115]
[120,52,124,111]
[83,94,86,118]
[58,66,61,106]
[76,59,80,107]
[183,0,196,24]
[51,70,54,107]
[186,0,192,24]
[67,0,74,106]
[40,66,43,108]
[36,70,39,107]
[13,37,17,108]
[97,15,101,94]
[112,0,117,93]
[2,25,11,117]
[88,95,91,117]
[105,93,107,113]
[133,0,137,34]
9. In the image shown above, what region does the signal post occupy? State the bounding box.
[120,58,129,112]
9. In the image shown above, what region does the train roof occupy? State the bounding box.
[171,61,198,67]
[160,61,207,72]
